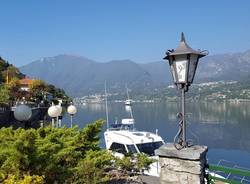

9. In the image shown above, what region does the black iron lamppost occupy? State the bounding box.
[163,33,208,149]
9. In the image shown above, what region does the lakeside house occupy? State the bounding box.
[19,77,33,91]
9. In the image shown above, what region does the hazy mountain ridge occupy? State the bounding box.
[20,55,156,96]
[20,50,250,97]
[196,50,250,82]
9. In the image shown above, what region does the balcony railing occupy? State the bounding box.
[207,161,250,184]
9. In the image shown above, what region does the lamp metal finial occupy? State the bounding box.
[181,32,186,42]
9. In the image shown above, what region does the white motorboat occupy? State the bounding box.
[104,119,164,176]
[104,84,164,176]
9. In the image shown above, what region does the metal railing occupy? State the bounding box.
[207,160,250,184]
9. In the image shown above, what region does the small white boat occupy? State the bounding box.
[125,99,132,106]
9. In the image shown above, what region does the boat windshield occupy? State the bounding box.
[109,123,134,131]
[136,141,163,156]
[126,144,138,154]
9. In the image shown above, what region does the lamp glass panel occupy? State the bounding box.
[170,64,176,83]
[168,56,177,83]
[175,55,188,83]
[188,54,198,83]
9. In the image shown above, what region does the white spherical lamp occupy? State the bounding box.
[67,104,77,115]
[48,105,60,118]
[67,103,77,128]
[14,104,32,122]
[56,105,62,116]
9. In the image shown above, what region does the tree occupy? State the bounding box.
[115,153,155,176]
[3,175,44,184]
[2,66,24,84]
[0,57,10,84]
[0,85,10,103]
[0,120,112,183]
[28,80,47,102]
[6,78,21,101]
[46,84,71,104]
[73,150,113,184]
[135,153,155,173]
[116,156,134,173]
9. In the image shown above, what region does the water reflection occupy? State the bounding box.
[125,105,132,113]
[62,101,250,167]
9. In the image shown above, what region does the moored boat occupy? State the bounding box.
[104,84,164,176]
[104,118,164,176]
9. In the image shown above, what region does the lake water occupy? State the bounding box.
[62,101,250,168]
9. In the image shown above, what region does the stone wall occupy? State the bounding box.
[155,143,208,184]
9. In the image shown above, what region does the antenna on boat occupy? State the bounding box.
[105,81,109,130]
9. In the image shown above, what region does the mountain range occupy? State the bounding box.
[19,50,250,97]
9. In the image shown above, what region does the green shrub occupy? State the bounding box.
[0,120,113,183]
[115,153,155,175]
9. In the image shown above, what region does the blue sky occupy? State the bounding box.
[0,0,250,66]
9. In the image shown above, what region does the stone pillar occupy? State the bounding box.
[155,143,208,184]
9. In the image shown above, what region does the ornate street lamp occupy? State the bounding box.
[163,33,208,149]
[67,103,77,128]
[14,104,32,128]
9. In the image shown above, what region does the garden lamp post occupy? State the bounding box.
[14,104,32,128]
[163,32,208,149]
[67,103,77,128]
[56,103,62,128]
[48,103,61,127]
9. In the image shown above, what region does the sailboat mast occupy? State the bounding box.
[125,84,134,119]
[105,81,109,130]
[126,84,130,100]
[130,108,134,119]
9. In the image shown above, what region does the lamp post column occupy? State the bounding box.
[181,88,186,147]
[70,115,73,128]
[52,118,55,128]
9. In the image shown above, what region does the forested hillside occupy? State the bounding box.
[0,56,70,104]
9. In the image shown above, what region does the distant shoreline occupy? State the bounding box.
[73,98,250,105]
